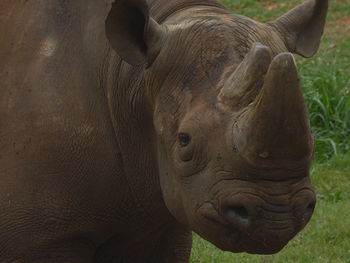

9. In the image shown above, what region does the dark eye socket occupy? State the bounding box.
[178,133,191,147]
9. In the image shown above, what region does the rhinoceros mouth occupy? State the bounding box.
[201,214,290,254]
[196,201,294,254]
[200,215,243,252]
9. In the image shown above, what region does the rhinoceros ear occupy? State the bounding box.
[268,0,328,58]
[105,0,165,67]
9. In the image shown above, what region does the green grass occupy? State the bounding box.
[190,154,350,263]
[190,0,350,262]
[299,34,350,161]
[221,0,350,22]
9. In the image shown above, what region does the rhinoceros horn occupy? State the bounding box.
[218,43,271,110]
[232,52,313,166]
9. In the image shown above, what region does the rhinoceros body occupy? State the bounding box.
[0,0,328,262]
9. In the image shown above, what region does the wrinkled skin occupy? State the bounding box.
[0,0,327,262]
[151,20,311,253]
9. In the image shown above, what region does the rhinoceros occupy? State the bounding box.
[0,0,328,261]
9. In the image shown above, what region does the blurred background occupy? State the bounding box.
[190,0,350,262]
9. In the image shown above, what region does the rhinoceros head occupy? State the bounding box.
[106,0,328,254]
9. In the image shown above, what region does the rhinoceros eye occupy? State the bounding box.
[178,133,191,147]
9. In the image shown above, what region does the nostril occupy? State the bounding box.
[224,206,250,228]
[304,202,316,221]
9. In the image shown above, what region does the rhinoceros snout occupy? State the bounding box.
[215,189,316,251]
[194,186,315,253]
[292,189,316,223]
[222,205,251,230]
